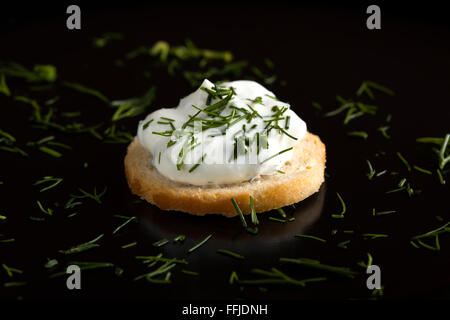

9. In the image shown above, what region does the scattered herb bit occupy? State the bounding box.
[280,258,358,278]
[188,234,212,253]
[0,74,11,96]
[45,259,59,269]
[295,234,327,243]
[2,264,23,277]
[413,165,432,175]
[357,253,373,268]
[238,267,327,286]
[436,169,445,184]
[362,233,389,240]
[63,82,109,103]
[49,262,114,278]
[142,119,154,130]
[366,160,376,180]
[112,216,137,235]
[121,241,137,249]
[377,126,391,139]
[249,196,258,225]
[372,208,396,216]
[93,32,123,48]
[0,62,57,82]
[396,152,411,172]
[356,80,394,99]
[135,255,187,265]
[182,269,199,276]
[38,146,62,158]
[4,282,27,288]
[111,87,156,121]
[229,271,239,285]
[34,176,63,192]
[231,198,247,228]
[331,192,346,219]
[337,240,351,249]
[260,147,293,164]
[347,131,368,139]
[173,235,186,243]
[269,216,286,223]
[36,200,53,216]
[0,238,15,243]
[58,234,104,254]
[153,239,170,247]
[217,249,245,260]
[311,101,322,110]
[71,187,107,204]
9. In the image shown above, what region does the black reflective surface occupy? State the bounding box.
[0,4,449,301]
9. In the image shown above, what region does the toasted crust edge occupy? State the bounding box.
[124,132,326,217]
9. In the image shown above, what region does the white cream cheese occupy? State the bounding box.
[137,79,307,185]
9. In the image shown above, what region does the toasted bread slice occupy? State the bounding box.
[124,131,326,217]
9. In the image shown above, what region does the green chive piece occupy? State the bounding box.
[188,234,212,253]
[231,198,247,228]
[347,131,368,139]
[295,234,327,243]
[112,216,137,235]
[58,234,104,254]
[153,239,169,247]
[250,196,258,225]
[260,147,293,164]
[217,249,245,260]
[413,165,432,175]
[331,192,346,218]
[396,152,411,172]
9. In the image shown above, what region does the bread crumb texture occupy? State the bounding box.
[124,132,326,217]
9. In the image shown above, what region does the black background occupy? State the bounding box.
[0,0,449,309]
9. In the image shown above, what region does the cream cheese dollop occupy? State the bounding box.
[137,79,307,185]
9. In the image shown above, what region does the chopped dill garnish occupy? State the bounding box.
[188,234,212,253]
[34,176,63,192]
[112,216,137,235]
[63,82,109,103]
[295,234,327,243]
[279,258,358,278]
[331,192,346,219]
[238,267,326,286]
[366,160,376,180]
[372,208,396,216]
[39,146,62,158]
[396,152,411,172]
[121,242,137,249]
[189,153,207,173]
[0,74,11,96]
[36,200,53,216]
[173,235,186,243]
[269,216,286,223]
[153,238,169,247]
[111,87,156,121]
[231,198,247,228]
[182,269,199,276]
[436,169,445,184]
[260,147,293,164]
[413,165,432,175]
[250,196,258,225]
[362,233,389,240]
[58,234,104,254]
[70,187,107,204]
[356,80,394,99]
[347,131,368,139]
[142,119,154,130]
[217,249,245,260]
[377,126,391,139]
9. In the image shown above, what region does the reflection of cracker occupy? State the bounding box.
[125,132,326,217]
